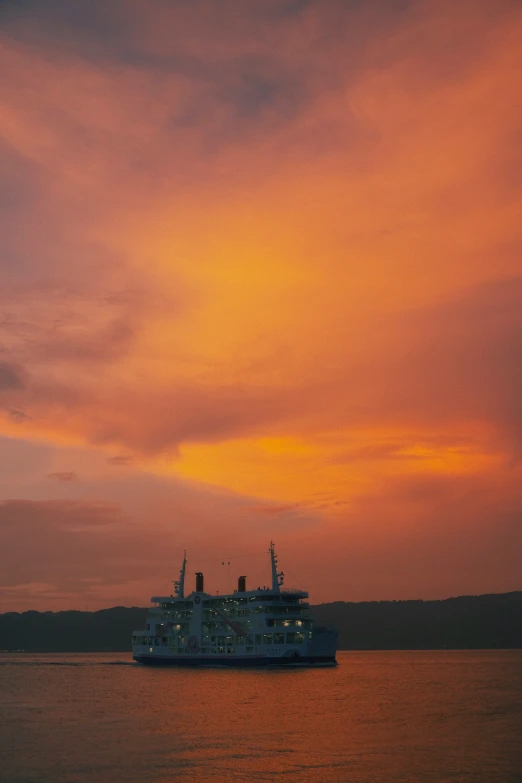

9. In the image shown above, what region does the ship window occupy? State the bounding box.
[218,636,226,645]
[286,632,296,643]
[255,634,261,644]
[274,633,285,644]
[263,634,273,645]
[246,646,254,653]
[266,619,274,627]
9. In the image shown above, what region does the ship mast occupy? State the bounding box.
[173,550,187,598]
[269,541,284,592]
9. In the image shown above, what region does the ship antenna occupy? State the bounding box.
[269,541,284,592]
[173,550,187,598]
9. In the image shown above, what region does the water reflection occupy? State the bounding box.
[1,651,521,782]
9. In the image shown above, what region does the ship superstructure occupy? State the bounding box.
[132,543,338,666]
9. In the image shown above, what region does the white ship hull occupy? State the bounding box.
[133,627,338,667]
[133,653,336,667]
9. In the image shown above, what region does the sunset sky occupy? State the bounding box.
[1,0,521,612]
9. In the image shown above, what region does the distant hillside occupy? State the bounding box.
[311,592,522,650]
[0,607,147,653]
[0,592,521,652]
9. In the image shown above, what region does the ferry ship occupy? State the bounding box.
[132,543,338,666]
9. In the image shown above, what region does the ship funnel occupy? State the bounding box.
[238,575,247,592]
[195,572,204,593]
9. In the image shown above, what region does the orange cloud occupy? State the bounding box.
[1,0,521,609]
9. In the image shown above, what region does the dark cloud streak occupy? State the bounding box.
[47,472,77,483]
[0,361,26,390]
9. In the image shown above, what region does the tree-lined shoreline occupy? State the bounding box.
[1,591,520,652]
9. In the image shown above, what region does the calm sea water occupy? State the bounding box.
[0,651,520,782]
